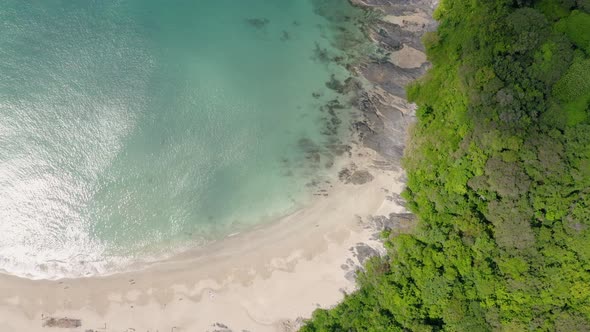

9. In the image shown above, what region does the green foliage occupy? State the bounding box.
[554,55,590,102]
[303,0,590,331]
[531,33,574,84]
[556,10,590,54]
[507,8,550,53]
[537,0,574,21]
[553,55,590,124]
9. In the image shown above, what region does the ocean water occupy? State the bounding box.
[0,0,369,279]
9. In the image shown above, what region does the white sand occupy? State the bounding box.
[382,13,431,32]
[390,45,427,69]
[0,147,407,332]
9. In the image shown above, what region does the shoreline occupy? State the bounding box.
[0,148,410,332]
[0,0,437,330]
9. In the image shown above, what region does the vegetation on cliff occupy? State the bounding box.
[303,0,590,330]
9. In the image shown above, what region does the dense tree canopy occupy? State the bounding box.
[302,0,590,330]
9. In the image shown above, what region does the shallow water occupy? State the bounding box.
[0,0,369,279]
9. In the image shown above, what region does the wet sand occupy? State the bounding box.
[0,147,410,332]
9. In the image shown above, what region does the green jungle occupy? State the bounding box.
[303,0,590,330]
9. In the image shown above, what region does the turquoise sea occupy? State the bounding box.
[0,0,369,278]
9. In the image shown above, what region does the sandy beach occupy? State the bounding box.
[0,146,410,332]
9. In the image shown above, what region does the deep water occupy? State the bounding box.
[0,0,369,278]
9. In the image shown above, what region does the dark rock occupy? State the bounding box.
[245,18,269,29]
[338,168,352,182]
[325,74,346,93]
[339,0,438,164]
[348,170,374,184]
[42,317,82,328]
[369,213,416,232]
[354,243,379,264]
[386,192,407,206]
[345,269,358,282]
[312,42,331,63]
[327,143,351,156]
[360,62,417,98]
[280,30,291,41]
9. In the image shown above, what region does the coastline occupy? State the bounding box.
[0,148,410,332]
[0,0,437,331]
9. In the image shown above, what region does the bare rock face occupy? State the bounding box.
[361,61,418,98]
[348,0,437,163]
[368,213,416,233]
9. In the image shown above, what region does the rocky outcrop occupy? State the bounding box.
[349,0,438,163]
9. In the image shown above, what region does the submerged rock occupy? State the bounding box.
[245,18,270,29]
[312,42,331,63]
[339,168,374,185]
[325,74,346,93]
[280,30,291,41]
[349,170,374,184]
